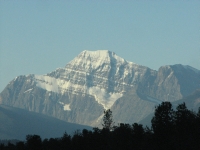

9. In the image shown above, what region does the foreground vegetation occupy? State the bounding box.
[1,102,200,150]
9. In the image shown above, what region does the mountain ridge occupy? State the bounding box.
[0,50,200,127]
[0,105,92,140]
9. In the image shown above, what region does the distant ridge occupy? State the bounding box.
[139,89,200,127]
[0,105,92,140]
[173,89,200,111]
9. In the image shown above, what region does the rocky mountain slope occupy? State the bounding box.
[139,89,200,127]
[0,50,200,127]
[173,89,200,111]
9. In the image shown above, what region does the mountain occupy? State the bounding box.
[0,50,200,127]
[0,105,92,140]
[173,89,200,111]
[139,89,200,127]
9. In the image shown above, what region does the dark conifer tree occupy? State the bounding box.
[26,134,42,150]
[102,109,114,131]
[60,132,71,150]
[132,123,145,149]
[151,102,175,149]
[174,103,200,149]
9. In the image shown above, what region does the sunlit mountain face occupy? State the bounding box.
[1,50,200,127]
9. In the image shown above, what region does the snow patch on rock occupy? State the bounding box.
[24,88,33,93]
[64,104,71,111]
[34,75,122,109]
[59,102,71,111]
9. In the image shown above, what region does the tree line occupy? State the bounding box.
[1,102,200,150]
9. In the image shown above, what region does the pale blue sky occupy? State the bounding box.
[0,1,200,92]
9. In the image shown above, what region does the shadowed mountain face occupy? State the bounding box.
[139,89,200,127]
[0,50,200,127]
[173,89,200,111]
[0,105,92,140]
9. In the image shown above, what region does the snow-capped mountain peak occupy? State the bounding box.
[33,50,146,110]
[66,50,128,70]
[79,50,123,61]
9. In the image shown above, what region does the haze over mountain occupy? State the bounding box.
[0,50,200,129]
[0,105,91,140]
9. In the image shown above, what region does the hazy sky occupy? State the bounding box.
[0,1,200,92]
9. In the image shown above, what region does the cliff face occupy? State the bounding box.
[1,50,200,126]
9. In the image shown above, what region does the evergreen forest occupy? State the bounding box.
[1,102,200,150]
